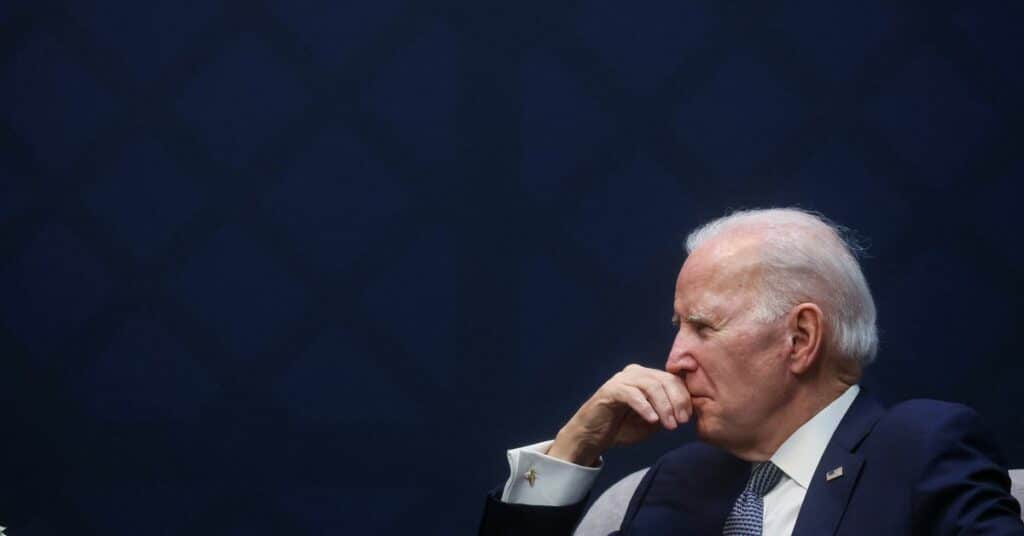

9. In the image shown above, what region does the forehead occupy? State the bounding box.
[673,233,763,314]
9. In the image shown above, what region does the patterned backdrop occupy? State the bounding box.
[1,0,1022,534]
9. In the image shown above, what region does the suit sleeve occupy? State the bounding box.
[909,404,1024,534]
[478,486,589,536]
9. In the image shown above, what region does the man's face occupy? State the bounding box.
[665,234,793,454]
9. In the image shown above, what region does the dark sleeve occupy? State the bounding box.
[477,486,589,536]
[909,404,1024,534]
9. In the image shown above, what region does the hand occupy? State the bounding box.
[547,364,693,466]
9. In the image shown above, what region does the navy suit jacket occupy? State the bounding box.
[479,391,1024,535]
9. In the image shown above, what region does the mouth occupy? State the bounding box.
[691,395,712,406]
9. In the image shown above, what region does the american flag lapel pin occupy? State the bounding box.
[826,466,844,481]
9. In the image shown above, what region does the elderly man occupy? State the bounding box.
[479,208,1023,535]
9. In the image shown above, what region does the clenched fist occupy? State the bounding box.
[547,364,693,466]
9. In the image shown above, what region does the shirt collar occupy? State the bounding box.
[769,384,860,489]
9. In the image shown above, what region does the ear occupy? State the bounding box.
[786,303,824,375]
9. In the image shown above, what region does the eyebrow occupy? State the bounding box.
[685,313,713,325]
[671,309,716,325]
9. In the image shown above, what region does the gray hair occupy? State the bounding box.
[685,208,878,366]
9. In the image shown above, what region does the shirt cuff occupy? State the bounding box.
[500,439,603,506]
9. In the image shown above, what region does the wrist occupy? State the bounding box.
[548,424,601,467]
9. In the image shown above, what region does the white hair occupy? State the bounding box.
[685,208,878,366]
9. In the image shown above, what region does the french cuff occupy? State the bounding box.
[500,439,602,506]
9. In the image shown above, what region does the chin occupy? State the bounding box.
[693,416,719,444]
[694,413,735,450]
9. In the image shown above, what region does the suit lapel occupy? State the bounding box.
[791,449,865,536]
[790,389,885,536]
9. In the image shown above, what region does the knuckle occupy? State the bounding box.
[644,379,665,396]
[660,370,680,382]
[630,391,648,406]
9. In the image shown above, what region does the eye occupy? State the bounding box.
[671,315,681,328]
[689,320,714,338]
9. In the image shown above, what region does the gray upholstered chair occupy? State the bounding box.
[572,468,1024,535]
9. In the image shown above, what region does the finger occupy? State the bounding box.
[659,374,693,423]
[611,384,660,425]
[628,378,678,430]
[624,366,689,425]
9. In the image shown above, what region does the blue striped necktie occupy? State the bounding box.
[722,461,784,535]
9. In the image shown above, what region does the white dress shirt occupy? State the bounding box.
[501,385,861,536]
[502,439,602,506]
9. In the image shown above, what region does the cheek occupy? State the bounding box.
[712,345,769,403]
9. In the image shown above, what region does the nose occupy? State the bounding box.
[664,328,699,375]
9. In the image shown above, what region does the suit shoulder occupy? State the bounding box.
[869,399,1002,464]
[631,441,746,513]
[878,399,981,438]
[875,402,1021,530]
[648,441,747,489]
[656,441,734,468]
[885,398,978,420]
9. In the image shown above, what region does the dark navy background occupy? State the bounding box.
[2,1,1022,534]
